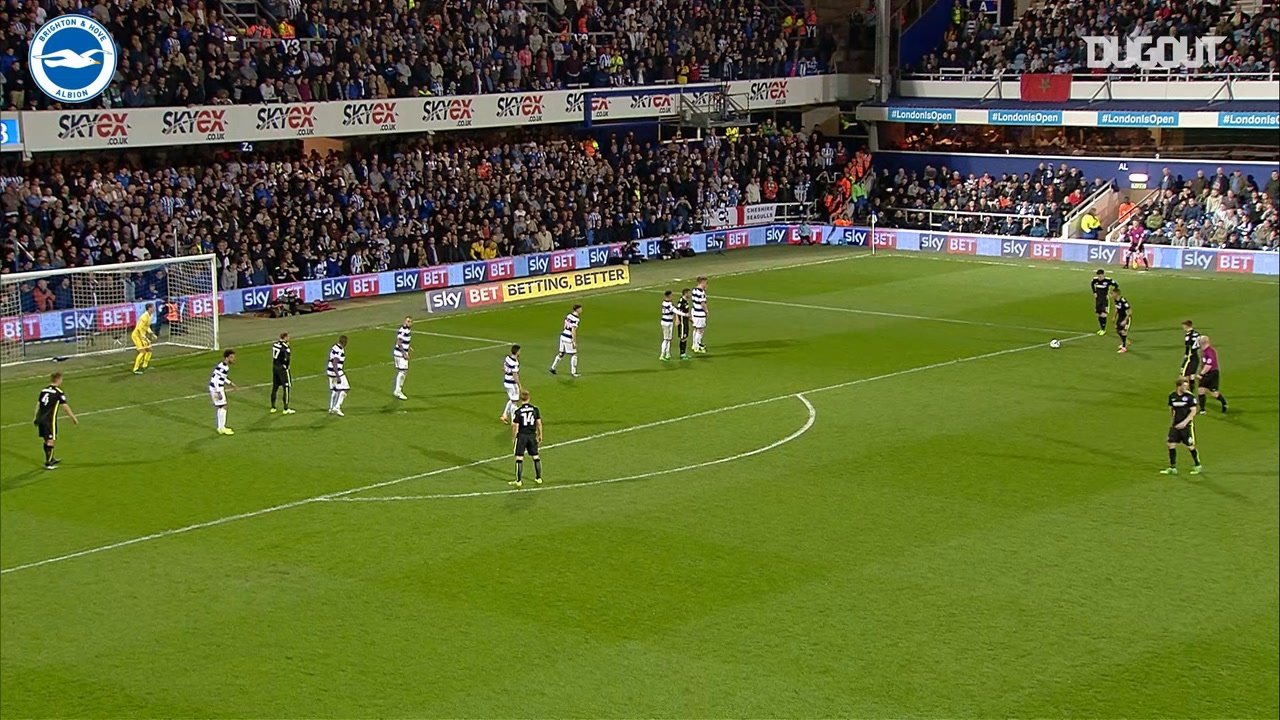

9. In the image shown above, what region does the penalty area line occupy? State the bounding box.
[327,394,817,502]
[0,331,1085,577]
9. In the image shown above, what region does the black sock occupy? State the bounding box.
[43,444,53,464]
[1168,448,1177,467]
[1190,448,1200,465]
[1218,393,1227,409]
[270,386,278,408]
[283,386,290,410]
[1198,395,1206,412]
[534,458,542,479]
[1098,316,1106,330]
[516,458,523,482]
[679,336,688,354]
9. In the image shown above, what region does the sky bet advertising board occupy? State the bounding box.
[4,225,1275,344]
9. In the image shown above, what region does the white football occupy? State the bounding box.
[1049,339,1062,349]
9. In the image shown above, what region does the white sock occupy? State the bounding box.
[550,353,561,370]
[394,370,405,394]
[503,400,513,418]
[216,407,226,430]
[694,329,704,348]
[329,390,337,411]
[661,339,670,356]
[336,390,347,410]
[570,354,578,374]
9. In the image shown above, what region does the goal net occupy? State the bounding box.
[0,254,220,368]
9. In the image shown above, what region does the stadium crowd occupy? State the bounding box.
[868,162,1112,237]
[1115,167,1280,249]
[912,0,1279,75]
[0,0,835,110]
[1,122,852,305]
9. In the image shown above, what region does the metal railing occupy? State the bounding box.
[1060,182,1116,239]
[900,69,1280,83]
[884,207,1053,231]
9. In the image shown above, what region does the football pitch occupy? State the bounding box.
[1,246,1277,717]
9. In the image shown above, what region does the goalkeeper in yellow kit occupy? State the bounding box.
[131,303,157,374]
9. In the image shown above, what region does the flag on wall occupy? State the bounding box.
[1019,74,1072,102]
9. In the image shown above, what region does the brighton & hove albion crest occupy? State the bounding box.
[28,15,118,103]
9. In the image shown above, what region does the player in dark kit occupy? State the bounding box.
[1195,335,1228,413]
[676,288,693,360]
[509,390,543,488]
[270,332,295,414]
[33,371,79,470]
[1123,232,1150,270]
[1090,269,1117,335]
[1110,286,1132,353]
[1180,320,1201,391]
[1161,377,1202,476]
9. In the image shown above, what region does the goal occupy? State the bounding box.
[0,254,220,367]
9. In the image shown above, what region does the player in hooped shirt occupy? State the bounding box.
[500,345,522,423]
[549,304,582,377]
[691,277,709,353]
[327,335,350,416]
[209,349,237,435]
[393,316,413,400]
[1195,335,1228,414]
[659,290,688,361]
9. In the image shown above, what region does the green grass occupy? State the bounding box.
[2,247,1277,718]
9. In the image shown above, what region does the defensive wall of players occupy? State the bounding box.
[0,75,853,154]
[3,224,1276,345]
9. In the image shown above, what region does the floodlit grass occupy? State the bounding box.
[2,247,1277,717]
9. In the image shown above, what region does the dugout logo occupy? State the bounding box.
[748,80,789,105]
[28,15,118,103]
[342,101,398,131]
[255,105,316,136]
[565,93,611,117]
[57,112,129,145]
[496,94,545,121]
[422,98,474,127]
[161,109,227,141]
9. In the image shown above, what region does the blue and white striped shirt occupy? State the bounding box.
[691,287,707,319]
[393,325,412,357]
[503,354,520,385]
[327,344,346,377]
[561,312,580,340]
[209,361,230,390]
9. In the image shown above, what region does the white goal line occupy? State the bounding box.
[0,332,1093,576]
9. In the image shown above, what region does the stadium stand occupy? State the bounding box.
[0,124,846,298]
[910,0,1279,75]
[0,0,837,110]
[1114,167,1280,249]
[867,162,1113,237]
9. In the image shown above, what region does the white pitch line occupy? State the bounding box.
[0,342,508,431]
[412,330,515,345]
[329,394,817,502]
[717,295,1075,335]
[0,332,1091,576]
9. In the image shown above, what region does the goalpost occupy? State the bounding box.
[0,254,220,368]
